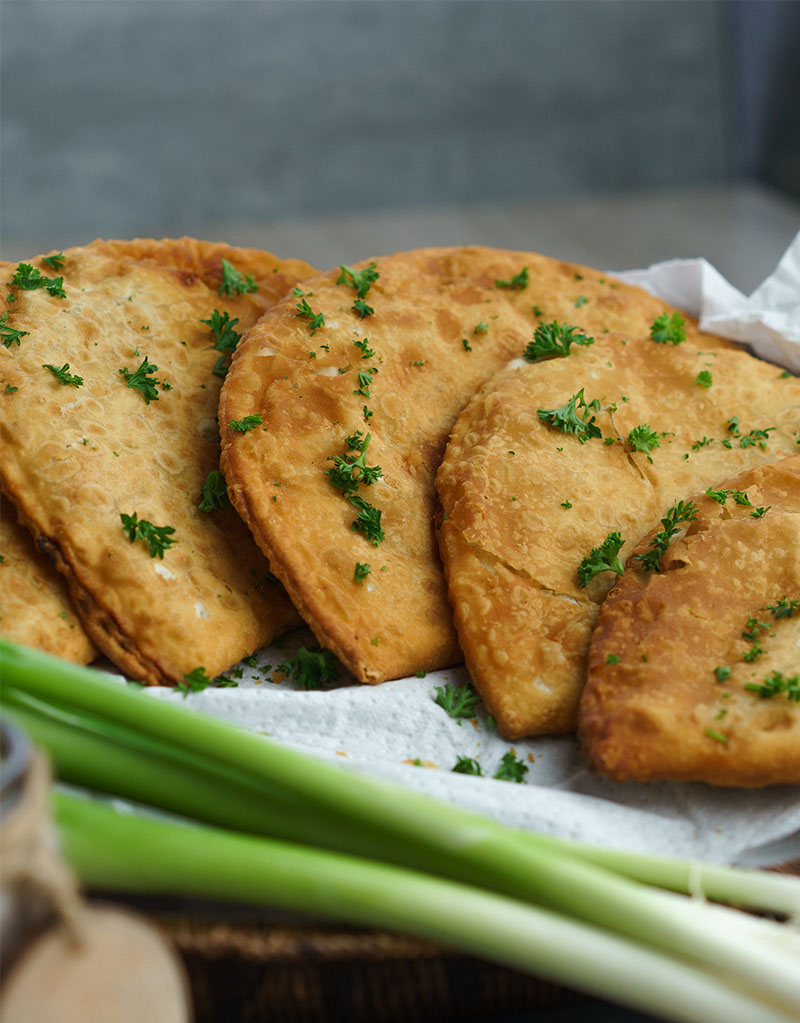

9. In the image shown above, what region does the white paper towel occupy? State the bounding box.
[145,236,800,866]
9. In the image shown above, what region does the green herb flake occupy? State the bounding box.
[714,666,731,683]
[354,562,371,584]
[120,512,176,559]
[635,500,698,573]
[42,251,66,270]
[495,267,529,290]
[494,751,529,783]
[452,756,483,776]
[326,432,382,494]
[119,356,161,404]
[523,321,594,362]
[462,338,472,352]
[295,297,325,335]
[704,729,728,744]
[198,469,230,513]
[696,370,713,388]
[649,312,686,345]
[337,261,380,299]
[276,646,338,690]
[43,362,83,387]
[10,263,66,298]
[349,495,384,545]
[744,671,800,701]
[627,424,660,454]
[764,596,800,619]
[578,531,625,587]
[606,654,621,665]
[201,309,242,353]
[177,666,214,697]
[218,258,258,296]
[434,683,481,719]
[352,337,376,359]
[537,388,602,444]
[230,414,263,434]
[0,312,30,348]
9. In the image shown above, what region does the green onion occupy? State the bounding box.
[54,790,795,1023]
[2,640,799,1021]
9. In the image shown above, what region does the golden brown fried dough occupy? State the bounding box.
[220,245,731,683]
[0,238,315,684]
[436,333,799,737]
[580,457,800,787]
[0,495,95,663]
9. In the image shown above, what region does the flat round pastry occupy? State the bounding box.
[580,457,800,787]
[220,245,731,683]
[0,238,315,684]
[0,496,95,663]
[436,331,799,737]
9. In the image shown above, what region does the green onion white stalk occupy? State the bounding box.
[2,640,799,1021]
[55,790,795,1023]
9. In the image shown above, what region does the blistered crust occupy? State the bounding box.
[436,332,799,737]
[0,238,314,684]
[220,246,725,683]
[580,457,800,786]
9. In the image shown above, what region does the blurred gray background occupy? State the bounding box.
[2,0,799,289]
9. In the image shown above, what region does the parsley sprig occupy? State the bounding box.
[495,267,529,290]
[198,469,230,513]
[434,683,481,720]
[494,751,528,783]
[218,258,258,296]
[523,321,594,362]
[326,432,382,494]
[201,309,242,353]
[119,356,161,404]
[230,414,263,434]
[295,297,325,335]
[10,263,66,298]
[627,424,661,454]
[764,596,800,619]
[744,671,800,701]
[649,312,685,345]
[537,388,602,444]
[277,646,338,689]
[43,362,83,387]
[635,500,698,572]
[452,756,483,776]
[337,262,380,299]
[0,312,29,348]
[349,495,384,545]
[42,252,66,270]
[578,532,625,587]
[120,512,176,559]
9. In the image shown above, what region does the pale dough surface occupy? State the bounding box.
[580,457,800,786]
[0,238,315,684]
[436,333,799,737]
[220,245,732,684]
[0,497,95,663]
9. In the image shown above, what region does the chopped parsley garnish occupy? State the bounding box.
[578,531,625,587]
[561,499,572,509]
[764,596,800,619]
[695,370,713,388]
[537,388,602,443]
[744,671,800,701]
[574,295,588,308]
[120,512,176,559]
[326,432,382,494]
[212,355,229,379]
[462,338,472,352]
[495,267,529,290]
[218,258,258,296]
[474,321,489,334]
[295,297,325,335]
[229,414,263,433]
[691,437,713,451]
[337,261,379,299]
[119,356,161,404]
[0,312,29,348]
[354,562,371,584]
[704,729,728,744]
[452,756,483,776]
[494,751,529,783]
[4,385,18,394]
[627,424,660,454]
[714,666,731,683]
[42,252,66,270]
[177,666,214,697]
[635,500,698,572]
[726,417,775,450]
[276,646,338,689]
[649,312,686,345]
[349,495,384,545]
[606,654,621,665]
[523,321,594,362]
[352,298,374,318]
[352,337,375,359]
[201,309,242,352]
[198,469,230,513]
[10,263,66,298]
[434,683,481,719]
[43,362,83,387]
[751,506,771,518]
[353,367,377,399]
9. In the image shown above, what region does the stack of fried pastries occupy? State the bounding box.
[0,239,314,683]
[220,246,732,684]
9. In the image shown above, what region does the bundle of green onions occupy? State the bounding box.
[1,639,798,1022]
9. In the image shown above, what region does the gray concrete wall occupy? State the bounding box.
[1,0,733,246]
